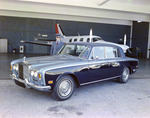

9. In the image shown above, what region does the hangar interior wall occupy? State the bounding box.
[0,16,131,54]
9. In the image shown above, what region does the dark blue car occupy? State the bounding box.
[10,42,139,101]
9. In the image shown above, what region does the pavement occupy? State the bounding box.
[0,53,150,118]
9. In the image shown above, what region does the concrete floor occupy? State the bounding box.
[0,53,150,118]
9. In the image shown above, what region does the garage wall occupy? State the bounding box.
[0,16,131,54]
[132,21,149,58]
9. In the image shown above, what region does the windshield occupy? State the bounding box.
[58,44,91,59]
[93,37,103,42]
[86,37,103,42]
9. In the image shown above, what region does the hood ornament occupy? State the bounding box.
[23,56,26,62]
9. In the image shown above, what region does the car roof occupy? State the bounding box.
[66,42,120,48]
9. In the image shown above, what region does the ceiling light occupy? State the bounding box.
[137,21,142,23]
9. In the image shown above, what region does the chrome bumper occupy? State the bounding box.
[10,74,51,92]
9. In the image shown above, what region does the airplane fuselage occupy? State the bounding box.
[61,35,129,53]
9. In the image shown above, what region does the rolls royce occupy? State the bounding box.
[10,42,139,101]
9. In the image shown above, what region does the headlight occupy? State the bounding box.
[16,65,18,71]
[13,65,16,70]
[34,71,38,77]
[31,70,34,76]
[30,70,38,78]
[13,64,18,71]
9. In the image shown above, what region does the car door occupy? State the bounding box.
[88,46,109,82]
[105,47,123,78]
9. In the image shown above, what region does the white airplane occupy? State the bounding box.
[21,24,129,53]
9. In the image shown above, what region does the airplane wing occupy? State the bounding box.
[34,37,55,41]
[20,40,54,46]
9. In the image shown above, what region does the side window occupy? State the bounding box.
[69,39,72,42]
[89,47,105,59]
[106,47,121,58]
[87,38,90,42]
[80,38,83,42]
[74,38,77,42]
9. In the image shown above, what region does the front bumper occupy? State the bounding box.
[10,74,52,92]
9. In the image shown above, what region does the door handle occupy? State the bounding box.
[111,62,120,67]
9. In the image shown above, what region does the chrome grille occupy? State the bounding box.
[19,63,23,80]
[23,64,29,80]
[19,63,29,80]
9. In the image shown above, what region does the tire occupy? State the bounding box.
[52,75,74,101]
[119,67,130,83]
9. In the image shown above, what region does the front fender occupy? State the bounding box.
[56,72,76,82]
[45,68,77,90]
[56,72,80,88]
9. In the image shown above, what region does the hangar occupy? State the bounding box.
[0,0,150,117]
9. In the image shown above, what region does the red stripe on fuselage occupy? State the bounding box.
[55,24,59,34]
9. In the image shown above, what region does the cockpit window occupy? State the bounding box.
[87,37,102,42]
[92,37,102,42]
[58,44,90,59]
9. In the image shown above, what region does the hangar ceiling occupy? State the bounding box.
[18,0,150,14]
[0,0,150,25]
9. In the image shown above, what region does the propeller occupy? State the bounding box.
[90,29,92,42]
[124,34,127,45]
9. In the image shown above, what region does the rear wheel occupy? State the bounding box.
[119,67,130,83]
[52,75,74,101]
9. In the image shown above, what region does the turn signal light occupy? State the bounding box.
[48,80,53,84]
[39,74,41,80]
[10,65,12,70]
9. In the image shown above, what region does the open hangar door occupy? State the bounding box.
[132,21,149,58]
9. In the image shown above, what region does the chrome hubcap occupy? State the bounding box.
[123,68,129,81]
[58,79,72,97]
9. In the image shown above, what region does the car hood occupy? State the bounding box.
[24,55,85,70]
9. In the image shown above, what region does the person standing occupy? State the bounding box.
[50,33,64,55]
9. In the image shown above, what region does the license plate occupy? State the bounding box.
[15,80,26,88]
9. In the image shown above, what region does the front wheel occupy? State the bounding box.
[52,75,74,101]
[119,67,130,83]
